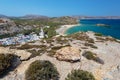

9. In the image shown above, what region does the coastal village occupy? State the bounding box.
[0,18,50,45]
[0,28,45,45]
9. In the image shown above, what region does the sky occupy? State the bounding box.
[0,0,120,17]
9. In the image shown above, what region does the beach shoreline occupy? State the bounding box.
[56,24,80,35]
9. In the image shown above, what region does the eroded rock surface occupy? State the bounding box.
[55,47,81,62]
[0,47,31,61]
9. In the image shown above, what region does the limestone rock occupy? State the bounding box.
[14,50,31,61]
[0,47,31,61]
[55,47,81,62]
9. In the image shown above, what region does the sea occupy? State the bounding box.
[65,19,120,39]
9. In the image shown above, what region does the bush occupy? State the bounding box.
[82,51,104,64]
[82,51,96,60]
[25,60,59,80]
[17,44,39,49]
[65,69,95,80]
[47,50,56,57]
[95,33,103,36]
[0,54,20,76]
[84,43,98,49]
[27,49,42,58]
[17,44,47,50]
[44,26,57,38]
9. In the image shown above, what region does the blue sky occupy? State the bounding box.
[0,0,120,17]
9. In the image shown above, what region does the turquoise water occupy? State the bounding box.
[66,19,120,39]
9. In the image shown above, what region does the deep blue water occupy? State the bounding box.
[66,19,120,39]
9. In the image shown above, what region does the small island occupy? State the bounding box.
[96,23,111,28]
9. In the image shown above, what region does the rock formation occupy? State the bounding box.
[0,47,31,61]
[55,47,81,62]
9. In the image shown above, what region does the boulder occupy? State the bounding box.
[14,50,31,61]
[55,47,81,62]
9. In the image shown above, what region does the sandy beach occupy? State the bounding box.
[56,24,80,35]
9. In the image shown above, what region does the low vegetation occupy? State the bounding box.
[47,50,56,57]
[96,37,105,41]
[94,33,103,36]
[17,44,47,50]
[96,36,119,43]
[0,54,20,77]
[43,23,59,38]
[55,37,69,44]
[84,43,98,49]
[25,60,59,80]
[68,32,95,43]
[82,51,104,64]
[65,69,95,80]
[17,44,40,49]
[0,33,18,39]
[82,51,96,60]
[105,37,118,42]
[27,49,42,58]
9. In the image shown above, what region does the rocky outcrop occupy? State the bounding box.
[0,47,31,61]
[55,47,81,62]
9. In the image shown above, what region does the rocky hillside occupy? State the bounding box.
[50,16,78,25]
[0,31,120,80]
[0,18,34,37]
[0,16,78,38]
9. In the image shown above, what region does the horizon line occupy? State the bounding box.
[0,13,120,17]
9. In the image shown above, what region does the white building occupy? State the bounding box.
[39,28,44,38]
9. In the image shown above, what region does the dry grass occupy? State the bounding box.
[68,32,95,43]
[17,44,47,50]
[84,43,98,49]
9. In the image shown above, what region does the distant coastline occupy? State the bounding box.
[64,19,120,39]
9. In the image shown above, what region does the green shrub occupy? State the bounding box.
[95,33,103,36]
[0,54,19,76]
[17,44,33,49]
[68,32,94,43]
[88,38,95,43]
[25,60,59,80]
[84,43,98,49]
[44,26,57,38]
[47,50,56,57]
[82,51,104,64]
[82,51,96,60]
[27,49,43,58]
[17,44,47,50]
[65,69,95,80]
[96,37,105,41]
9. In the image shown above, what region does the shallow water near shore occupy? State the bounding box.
[66,19,120,39]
